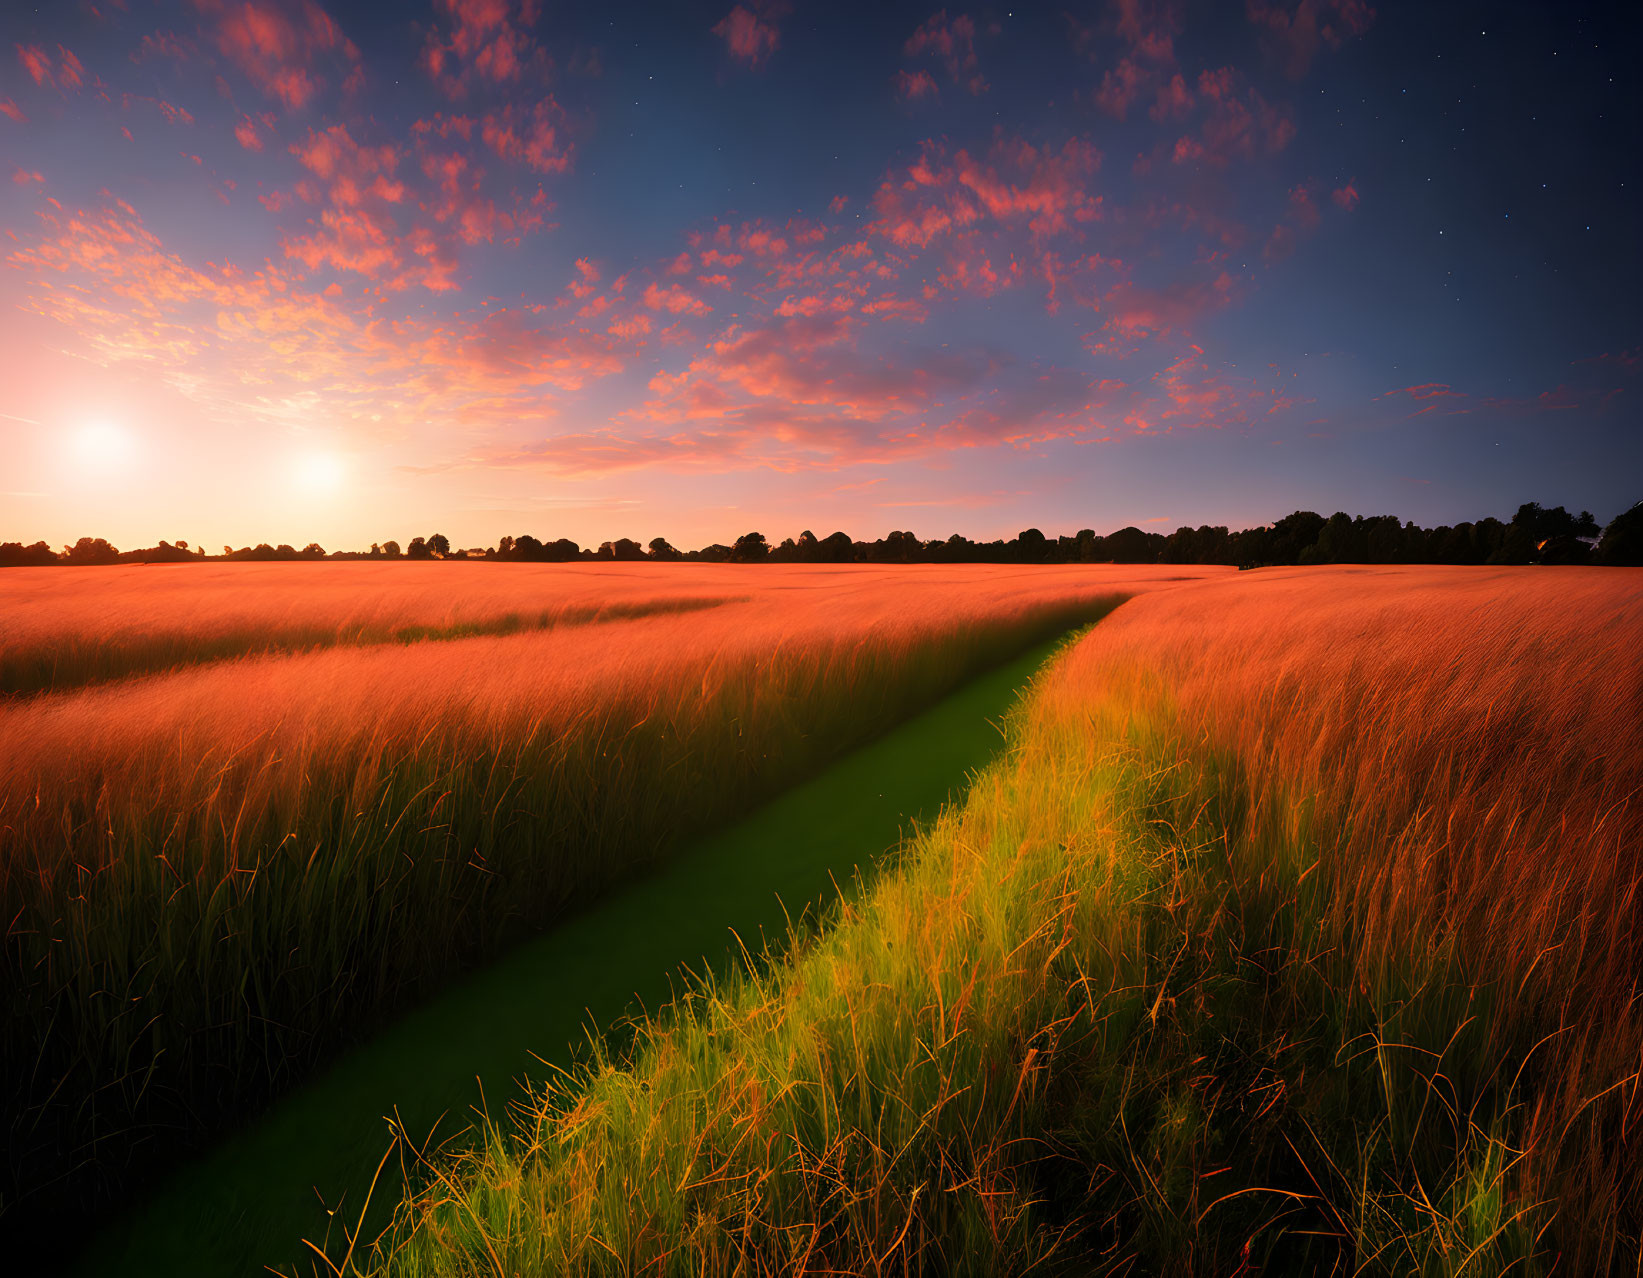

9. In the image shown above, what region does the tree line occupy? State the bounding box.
[4,500,1640,569]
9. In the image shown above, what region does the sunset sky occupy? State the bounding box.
[1,0,1637,552]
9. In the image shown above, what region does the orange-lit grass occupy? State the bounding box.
[0,566,1179,1240]
[352,566,1642,1275]
[0,560,752,695]
[0,562,1224,696]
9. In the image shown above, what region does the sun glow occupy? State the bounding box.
[292,452,348,495]
[72,420,136,470]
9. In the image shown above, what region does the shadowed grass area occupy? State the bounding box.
[349,572,1642,1276]
[1,583,1127,1266]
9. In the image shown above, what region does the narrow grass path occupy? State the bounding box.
[71,633,1071,1277]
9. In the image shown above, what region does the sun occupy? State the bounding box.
[292,452,348,495]
[73,420,136,467]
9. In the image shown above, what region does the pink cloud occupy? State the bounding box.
[0,98,26,123]
[234,114,265,151]
[1332,179,1359,210]
[133,31,192,62]
[1171,67,1294,167]
[16,45,53,87]
[904,11,987,94]
[481,98,573,173]
[1247,0,1375,79]
[1380,383,1469,417]
[194,0,361,109]
[895,69,939,101]
[713,4,783,67]
[871,136,1102,248]
[643,283,712,316]
[422,0,543,94]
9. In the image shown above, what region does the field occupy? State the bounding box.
[3,562,1639,1274]
[0,563,1213,1257]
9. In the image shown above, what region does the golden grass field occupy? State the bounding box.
[0,562,1217,1253]
[3,562,1638,1274]
[345,566,1643,1275]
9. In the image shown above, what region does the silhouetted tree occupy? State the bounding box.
[428,533,451,559]
[406,537,430,560]
[818,531,855,562]
[732,531,769,562]
[647,537,681,561]
[1014,528,1049,562]
[1599,501,1643,566]
[0,540,58,566]
[64,537,120,565]
[381,540,402,559]
[1104,526,1159,563]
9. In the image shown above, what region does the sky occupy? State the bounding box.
[0,0,1638,553]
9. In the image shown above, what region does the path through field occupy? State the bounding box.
[74,632,1072,1276]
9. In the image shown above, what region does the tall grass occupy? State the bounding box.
[349,566,1642,1275]
[0,563,1219,696]
[0,566,1164,1250]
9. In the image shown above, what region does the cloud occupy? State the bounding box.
[870,135,1102,248]
[480,97,573,172]
[1247,0,1375,79]
[1379,383,1469,417]
[0,98,26,123]
[642,282,712,315]
[423,0,544,94]
[713,4,784,67]
[1095,58,1147,119]
[16,45,53,87]
[16,44,83,91]
[234,114,267,151]
[133,31,192,62]
[1171,67,1294,166]
[1332,179,1359,210]
[904,11,988,95]
[1088,271,1238,351]
[7,197,622,443]
[193,0,361,109]
[895,69,939,101]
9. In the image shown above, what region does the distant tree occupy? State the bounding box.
[428,533,451,559]
[1104,526,1159,563]
[871,530,921,563]
[1014,528,1048,562]
[300,543,326,560]
[406,537,430,560]
[381,539,402,559]
[695,543,733,563]
[1598,501,1643,566]
[732,531,769,562]
[0,540,58,566]
[646,536,678,561]
[817,530,855,562]
[609,537,645,561]
[64,537,120,566]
